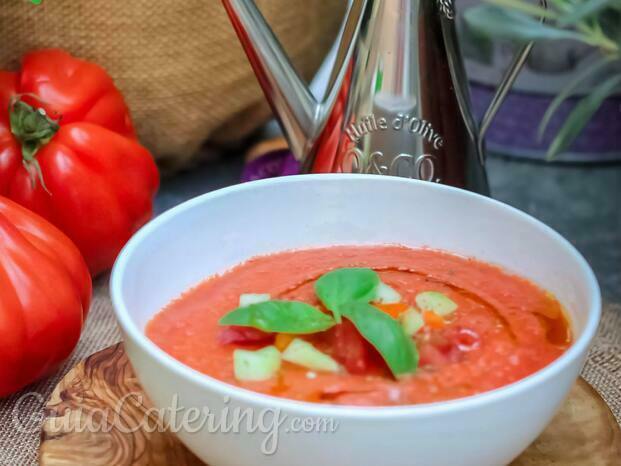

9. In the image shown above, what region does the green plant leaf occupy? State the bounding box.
[340,302,419,377]
[598,9,621,45]
[538,56,612,139]
[558,0,616,26]
[464,5,585,42]
[461,19,495,64]
[547,74,621,159]
[488,0,558,20]
[219,300,336,334]
[314,268,380,323]
[546,0,572,14]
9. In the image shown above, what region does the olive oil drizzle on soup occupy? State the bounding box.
[146,246,571,406]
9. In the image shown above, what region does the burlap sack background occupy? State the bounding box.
[0,0,345,172]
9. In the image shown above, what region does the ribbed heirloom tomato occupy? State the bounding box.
[0,49,159,275]
[0,196,92,397]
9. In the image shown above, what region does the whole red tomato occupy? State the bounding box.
[0,196,92,397]
[0,49,159,275]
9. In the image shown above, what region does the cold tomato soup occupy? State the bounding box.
[146,246,571,406]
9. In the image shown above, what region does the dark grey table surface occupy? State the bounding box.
[155,155,621,304]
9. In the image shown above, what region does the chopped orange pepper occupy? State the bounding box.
[423,311,445,329]
[374,302,409,318]
[275,333,295,351]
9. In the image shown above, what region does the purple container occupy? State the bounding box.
[241,149,300,182]
[471,84,621,162]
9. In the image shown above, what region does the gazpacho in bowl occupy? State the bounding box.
[146,245,570,406]
[112,175,600,466]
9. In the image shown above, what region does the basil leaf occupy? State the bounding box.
[340,302,418,377]
[314,268,380,322]
[219,300,335,334]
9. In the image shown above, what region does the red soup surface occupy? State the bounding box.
[146,246,571,406]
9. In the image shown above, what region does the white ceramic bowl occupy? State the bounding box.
[111,175,600,466]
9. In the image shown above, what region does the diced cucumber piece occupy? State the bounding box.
[415,291,458,316]
[233,346,281,381]
[400,307,424,336]
[375,282,402,304]
[239,293,271,307]
[282,338,341,373]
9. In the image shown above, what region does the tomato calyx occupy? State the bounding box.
[9,95,60,193]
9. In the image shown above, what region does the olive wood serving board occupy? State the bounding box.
[40,343,621,465]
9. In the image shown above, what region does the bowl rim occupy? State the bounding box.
[111,174,601,419]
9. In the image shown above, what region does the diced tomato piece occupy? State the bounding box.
[418,331,464,367]
[446,326,481,352]
[217,326,275,345]
[418,326,480,368]
[418,343,452,367]
[330,319,383,375]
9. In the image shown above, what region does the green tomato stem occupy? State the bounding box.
[9,96,59,194]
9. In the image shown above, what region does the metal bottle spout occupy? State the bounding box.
[221,0,365,160]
